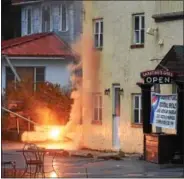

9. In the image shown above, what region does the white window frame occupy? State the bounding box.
[6,67,45,91]
[93,19,103,48]
[60,3,69,32]
[133,14,145,44]
[93,93,102,121]
[133,94,142,124]
[24,6,32,35]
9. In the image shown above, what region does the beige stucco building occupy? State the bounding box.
[81,1,183,153]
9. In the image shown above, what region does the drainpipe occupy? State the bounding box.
[3,55,21,82]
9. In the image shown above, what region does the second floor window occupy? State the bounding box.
[42,5,51,32]
[52,4,68,32]
[27,8,32,34]
[22,3,68,36]
[93,19,103,48]
[133,14,145,44]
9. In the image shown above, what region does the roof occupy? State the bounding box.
[156,45,184,80]
[2,32,76,59]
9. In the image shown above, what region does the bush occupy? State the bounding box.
[3,81,73,129]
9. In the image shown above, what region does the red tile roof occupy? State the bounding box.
[2,32,76,58]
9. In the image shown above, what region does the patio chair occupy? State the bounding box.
[22,143,45,178]
[2,161,16,178]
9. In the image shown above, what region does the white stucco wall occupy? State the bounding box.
[1,58,71,91]
[82,1,183,153]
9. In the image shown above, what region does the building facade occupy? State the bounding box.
[12,0,83,44]
[82,1,183,153]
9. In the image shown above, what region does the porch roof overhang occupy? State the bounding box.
[1,32,79,62]
[155,45,184,81]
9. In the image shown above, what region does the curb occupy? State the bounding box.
[48,150,123,160]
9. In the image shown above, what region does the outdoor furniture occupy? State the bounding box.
[17,144,65,178]
[21,143,45,178]
[2,161,16,178]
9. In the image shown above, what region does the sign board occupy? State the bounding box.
[141,70,174,84]
[150,93,177,129]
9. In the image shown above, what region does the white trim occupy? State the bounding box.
[133,94,142,124]
[133,14,145,44]
[93,19,103,48]
[8,56,65,60]
[12,1,42,6]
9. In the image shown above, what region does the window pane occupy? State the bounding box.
[95,22,99,34]
[27,9,31,34]
[100,34,103,47]
[62,4,67,31]
[134,31,139,43]
[100,21,103,33]
[134,110,139,123]
[134,96,139,108]
[134,16,139,30]
[94,34,98,47]
[94,108,98,120]
[99,95,102,107]
[52,6,60,31]
[36,68,45,82]
[99,108,102,121]
[42,6,50,32]
[141,16,145,29]
[141,29,144,43]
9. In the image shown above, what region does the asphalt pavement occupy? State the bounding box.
[2,142,184,178]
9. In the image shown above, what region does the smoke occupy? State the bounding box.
[61,31,100,149]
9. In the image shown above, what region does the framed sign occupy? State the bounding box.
[150,93,177,129]
[141,70,174,84]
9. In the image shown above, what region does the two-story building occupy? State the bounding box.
[81,1,184,153]
[1,0,82,93]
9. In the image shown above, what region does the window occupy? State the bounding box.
[93,19,103,48]
[133,14,145,44]
[42,5,51,32]
[93,93,102,123]
[132,94,142,124]
[52,4,68,32]
[61,4,67,31]
[27,8,32,34]
[6,67,45,91]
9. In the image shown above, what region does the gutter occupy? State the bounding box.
[8,56,65,60]
[12,0,42,6]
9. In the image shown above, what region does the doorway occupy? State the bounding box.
[112,84,121,150]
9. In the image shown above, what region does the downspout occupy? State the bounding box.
[3,55,21,82]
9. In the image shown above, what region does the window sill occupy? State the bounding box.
[130,44,144,49]
[131,123,143,128]
[94,47,103,51]
[91,120,102,125]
